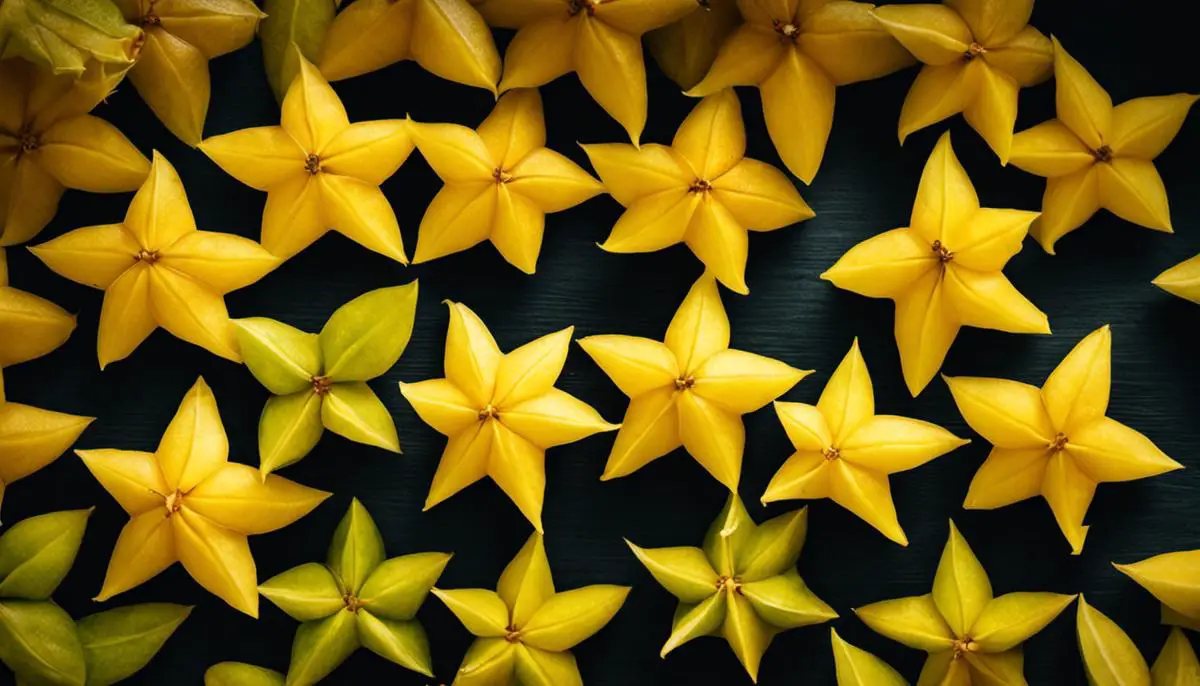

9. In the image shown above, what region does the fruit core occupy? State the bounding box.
[772,19,800,40]
[568,0,597,17]
[493,168,513,184]
[478,404,499,421]
[963,42,987,61]
[18,128,38,154]
[1049,432,1068,452]
[136,249,160,264]
[689,179,712,194]
[305,154,322,175]
[674,375,695,391]
[931,240,954,263]
[504,624,523,643]
[716,575,742,594]
[312,375,333,395]
[951,636,978,659]
[164,489,185,515]
[1092,145,1113,163]
[821,447,840,461]
[344,593,362,613]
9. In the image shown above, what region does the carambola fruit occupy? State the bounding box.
[235,281,418,476]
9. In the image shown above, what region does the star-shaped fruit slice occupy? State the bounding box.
[764,339,967,545]
[580,273,808,490]
[408,89,603,273]
[831,629,907,686]
[1078,598,1199,686]
[259,499,451,682]
[945,325,1182,554]
[0,247,90,519]
[857,521,1076,685]
[476,0,697,144]
[688,0,914,183]
[76,377,330,616]
[117,0,265,144]
[434,532,629,685]
[872,0,1053,162]
[1,59,149,246]
[320,0,499,92]
[628,494,836,681]
[1154,255,1200,305]
[822,132,1048,396]
[400,302,617,532]
[1009,39,1197,253]
[585,89,813,295]
[1115,550,1200,631]
[199,51,413,263]
[235,282,418,476]
[31,152,281,368]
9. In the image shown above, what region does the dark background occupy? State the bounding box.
[2,1,1198,683]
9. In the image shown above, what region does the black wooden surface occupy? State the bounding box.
[2,1,1198,684]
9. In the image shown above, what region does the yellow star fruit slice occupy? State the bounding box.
[436,532,628,685]
[831,628,908,686]
[408,89,603,273]
[1077,597,1152,686]
[1009,39,1197,253]
[1154,254,1200,305]
[76,377,329,616]
[115,0,264,144]
[0,248,75,371]
[688,0,914,183]
[258,499,449,682]
[401,303,616,532]
[946,325,1182,554]
[1,59,149,246]
[320,0,499,93]
[587,88,813,293]
[1115,550,1200,630]
[1153,628,1200,685]
[485,0,697,144]
[823,132,1046,395]
[200,52,412,264]
[31,153,281,368]
[205,663,284,686]
[857,521,1075,685]
[0,402,92,521]
[872,0,1052,163]
[629,494,835,681]
[764,338,968,545]
[580,273,808,490]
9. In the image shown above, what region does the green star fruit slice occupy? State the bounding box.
[205,662,284,686]
[0,508,90,599]
[355,610,432,676]
[285,608,359,686]
[626,541,719,604]
[326,499,385,594]
[258,390,325,477]
[76,603,190,686]
[319,282,418,383]
[0,599,86,686]
[259,562,346,622]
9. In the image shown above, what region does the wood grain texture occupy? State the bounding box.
[1,0,1198,683]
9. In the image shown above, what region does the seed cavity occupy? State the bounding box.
[951,636,977,659]
[164,489,184,516]
[963,42,987,61]
[674,375,696,391]
[18,128,38,154]
[312,375,333,396]
[493,167,513,184]
[344,593,362,613]
[136,249,160,264]
[773,19,799,40]
[478,404,499,421]
[1092,145,1113,163]
[568,0,595,16]
[822,447,840,461]
[305,154,322,175]
[504,625,522,643]
[1049,432,1068,453]
[931,240,954,263]
[716,575,743,594]
[689,178,712,194]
